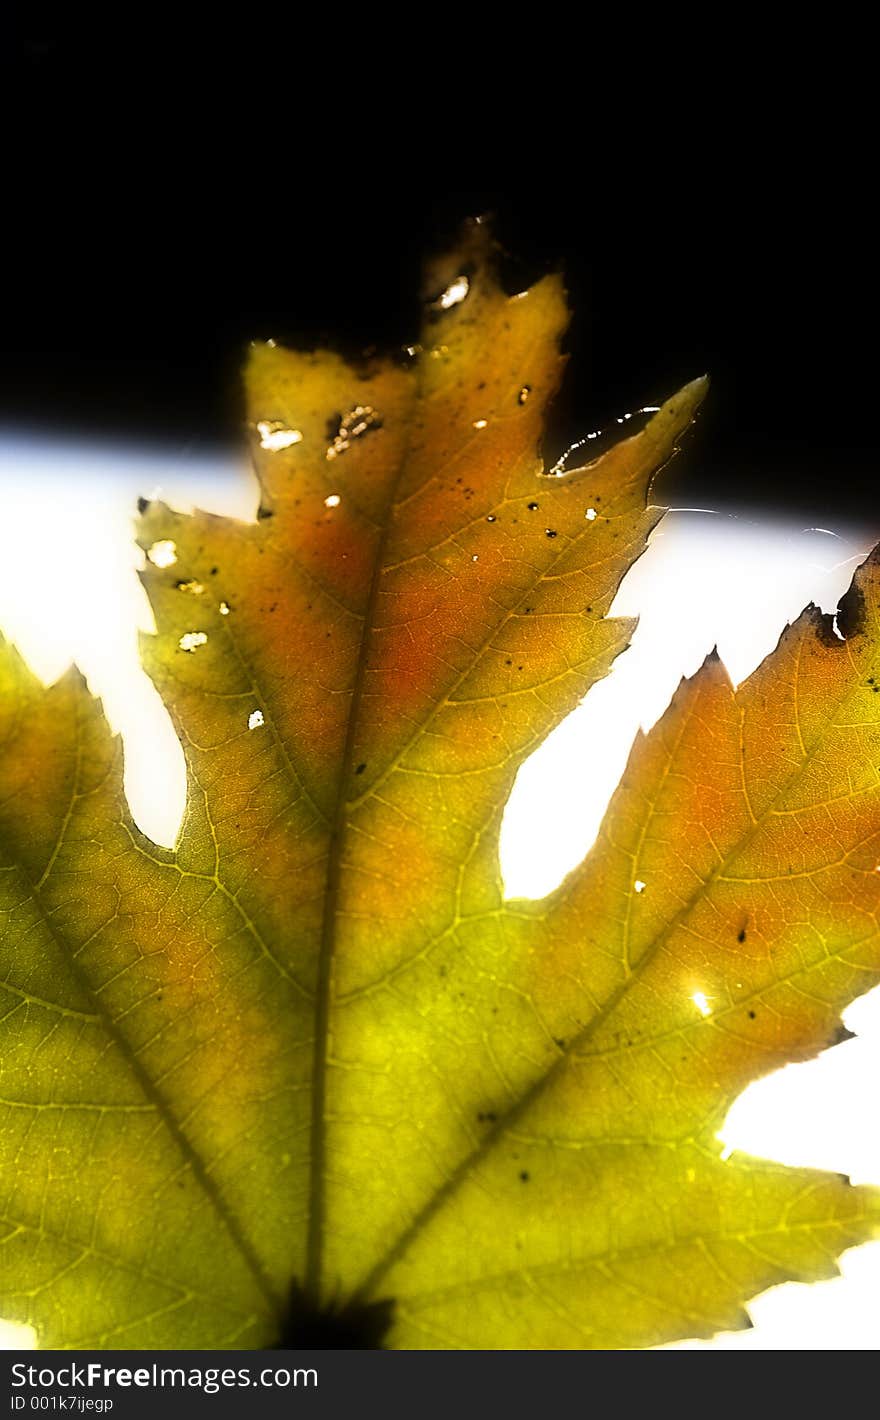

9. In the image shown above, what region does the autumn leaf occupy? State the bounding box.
[2,223,880,1351]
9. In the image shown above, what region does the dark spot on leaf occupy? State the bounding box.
[554,1037,566,1049]
[275,1282,394,1348]
[545,529,557,538]
[519,1171,530,1183]
[812,607,843,648]
[210,567,218,575]
[837,580,867,640]
[355,763,366,775]
[257,505,274,520]
[748,1010,756,1020]
[527,502,539,511]
[737,928,746,943]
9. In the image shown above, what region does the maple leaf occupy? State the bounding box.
[2,224,880,1350]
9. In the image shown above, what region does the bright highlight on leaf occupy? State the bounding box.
[146,539,177,568]
[1,222,880,1351]
[256,420,303,452]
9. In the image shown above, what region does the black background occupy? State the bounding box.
[3,14,875,522]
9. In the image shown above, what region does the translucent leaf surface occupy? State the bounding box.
[1,226,878,1349]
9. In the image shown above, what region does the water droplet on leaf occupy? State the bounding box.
[256,420,303,452]
[326,406,382,461]
[147,540,177,569]
[433,274,470,310]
